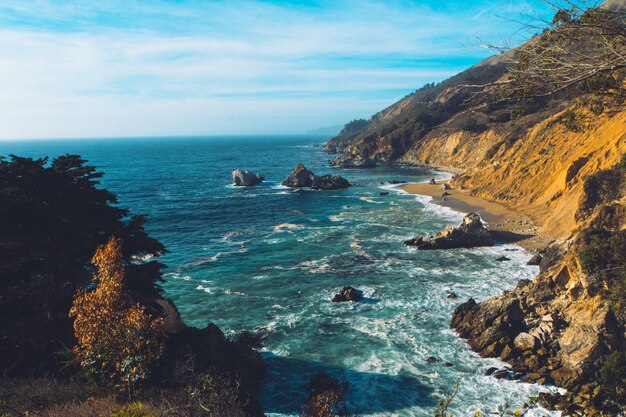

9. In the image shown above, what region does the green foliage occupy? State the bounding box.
[599,351,626,406]
[0,154,166,376]
[561,109,586,132]
[485,141,504,160]
[578,230,626,315]
[587,96,605,115]
[341,119,368,136]
[110,403,155,417]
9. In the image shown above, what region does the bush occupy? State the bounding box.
[578,230,626,315]
[485,141,504,160]
[599,352,626,405]
[561,109,585,132]
[110,402,156,417]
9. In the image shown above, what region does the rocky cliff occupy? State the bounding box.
[326,1,626,414]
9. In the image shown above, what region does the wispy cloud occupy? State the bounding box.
[0,0,556,139]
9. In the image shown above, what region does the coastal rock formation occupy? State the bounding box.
[451,249,625,405]
[282,163,350,190]
[232,169,265,186]
[332,286,362,302]
[329,155,376,168]
[404,212,493,249]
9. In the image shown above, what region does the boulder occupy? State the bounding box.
[441,192,450,197]
[282,164,350,190]
[332,286,362,302]
[442,183,452,190]
[232,169,264,186]
[404,213,494,250]
[429,178,436,184]
[514,332,539,351]
[496,256,511,262]
[379,192,389,196]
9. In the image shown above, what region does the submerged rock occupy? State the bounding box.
[232,169,265,186]
[404,213,493,250]
[282,163,350,190]
[331,286,362,302]
[496,256,511,262]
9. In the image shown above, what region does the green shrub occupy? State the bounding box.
[485,142,504,160]
[599,351,626,406]
[578,230,626,315]
[110,403,155,417]
[561,109,585,132]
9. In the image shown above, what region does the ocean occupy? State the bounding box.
[0,136,559,416]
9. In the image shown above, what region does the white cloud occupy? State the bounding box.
[0,0,553,139]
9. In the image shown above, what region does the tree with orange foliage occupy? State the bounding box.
[70,237,165,397]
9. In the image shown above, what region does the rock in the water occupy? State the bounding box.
[485,367,498,376]
[232,169,265,186]
[441,191,450,197]
[426,356,438,364]
[446,290,458,299]
[379,192,389,196]
[496,256,511,262]
[329,155,376,168]
[404,213,493,250]
[282,163,350,190]
[331,286,362,302]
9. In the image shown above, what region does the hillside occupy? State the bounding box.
[326,1,626,414]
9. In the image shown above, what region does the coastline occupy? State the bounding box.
[402,181,551,251]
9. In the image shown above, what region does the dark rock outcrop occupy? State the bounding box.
[329,155,376,168]
[282,164,350,190]
[232,169,264,186]
[450,252,625,396]
[404,213,493,250]
[527,253,542,266]
[495,256,510,262]
[331,286,362,302]
[156,301,266,417]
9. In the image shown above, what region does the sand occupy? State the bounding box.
[402,182,553,251]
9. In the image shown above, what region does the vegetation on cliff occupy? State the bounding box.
[0,155,265,416]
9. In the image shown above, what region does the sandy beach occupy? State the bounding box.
[402,182,551,251]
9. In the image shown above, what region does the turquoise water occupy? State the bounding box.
[0,136,558,416]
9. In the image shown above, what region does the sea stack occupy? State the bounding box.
[404,212,493,249]
[282,163,350,190]
[232,169,265,186]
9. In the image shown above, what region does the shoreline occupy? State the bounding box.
[402,181,551,251]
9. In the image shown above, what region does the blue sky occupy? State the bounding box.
[0,0,560,139]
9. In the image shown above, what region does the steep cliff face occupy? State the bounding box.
[399,107,626,239]
[326,1,626,413]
